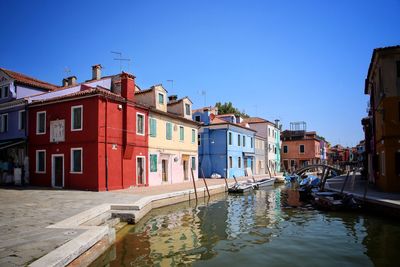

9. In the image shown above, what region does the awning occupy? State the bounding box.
[243,152,255,157]
[0,139,26,151]
[182,154,190,161]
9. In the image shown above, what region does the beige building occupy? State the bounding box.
[135,85,199,186]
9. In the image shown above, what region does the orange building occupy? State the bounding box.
[363,45,400,192]
[281,130,321,172]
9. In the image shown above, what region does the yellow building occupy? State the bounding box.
[135,85,199,186]
[364,45,400,192]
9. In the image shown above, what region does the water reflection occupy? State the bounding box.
[91,186,400,267]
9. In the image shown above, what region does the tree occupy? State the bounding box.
[215,102,250,118]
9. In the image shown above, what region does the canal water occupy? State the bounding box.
[91,186,400,267]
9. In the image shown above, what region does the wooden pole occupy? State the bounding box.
[202,178,210,198]
[191,169,198,202]
[223,177,229,192]
[341,170,351,194]
[233,175,238,184]
[266,164,272,179]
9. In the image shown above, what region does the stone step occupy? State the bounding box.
[110,204,139,211]
[82,211,112,226]
[104,217,120,229]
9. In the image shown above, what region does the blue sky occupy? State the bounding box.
[1,0,399,146]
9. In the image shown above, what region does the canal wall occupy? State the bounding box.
[29,177,253,267]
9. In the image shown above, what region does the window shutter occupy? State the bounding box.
[150,154,157,172]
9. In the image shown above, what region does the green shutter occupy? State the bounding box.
[150,118,157,137]
[179,126,184,141]
[191,157,196,170]
[150,154,157,172]
[166,122,172,140]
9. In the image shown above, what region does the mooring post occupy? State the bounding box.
[223,177,229,191]
[233,175,238,184]
[191,169,198,202]
[341,170,351,194]
[200,168,210,197]
[320,167,327,190]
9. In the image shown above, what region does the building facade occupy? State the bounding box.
[29,73,149,191]
[194,109,256,178]
[135,85,199,186]
[0,68,58,184]
[254,135,266,175]
[363,45,400,192]
[243,117,282,173]
[281,130,321,172]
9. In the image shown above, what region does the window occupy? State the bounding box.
[179,126,184,141]
[268,128,271,136]
[166,122,172,140]
[198,134,201,146]
[243,136,246,147]
[18,110,26,131]
[191,156,196,171]
[283,145,288,153]
[229,156,233,168]
[195,115,201,122]
[238,134,241,146]
[299,145,305,154]
[150,154,157,172]
[71,105,83,131]
[380,151,385,176]
[36,111,46,134]
[185,103,191,116]
[158,93,164,104]
[136,113,145,135]
[71,148,82,173]
[238,157,242,168]
[274,146,277,154]
[250,137,253,148]
[3,86,9,98]
[0,114,8,133]
[191,129,196,143]
[150,118,157,137]
[228,132,232,145]
[36,150,46,173]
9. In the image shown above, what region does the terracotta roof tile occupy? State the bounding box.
[0,67,59,91]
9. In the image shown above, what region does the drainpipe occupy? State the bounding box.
[105,97,109,191]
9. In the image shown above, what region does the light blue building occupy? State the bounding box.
[193,107,256,178]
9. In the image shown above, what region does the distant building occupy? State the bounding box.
[363,45,400,192]
[280,122,322,172]
[242,117,282,173]
[193,108,256,178]
[254,135,266,175]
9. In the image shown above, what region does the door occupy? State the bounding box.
[162,159,168,182]
[137,157,145,185]
[52,155,64,188]
[183,160,189,180]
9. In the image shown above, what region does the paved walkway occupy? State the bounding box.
[0,177,246,266]
[325,174,400,208]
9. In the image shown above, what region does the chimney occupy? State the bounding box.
[67,76,77,86]
[92,64,102,80]
[120,72,135,101]
[168,95,178,103]
[62,78,68,87]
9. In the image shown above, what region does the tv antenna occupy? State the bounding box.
[64,67,71,76]
[167,79,174,91]
[111,51,131,72]
[201,90,206,106]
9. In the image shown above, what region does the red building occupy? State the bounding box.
[28,73,149,191]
